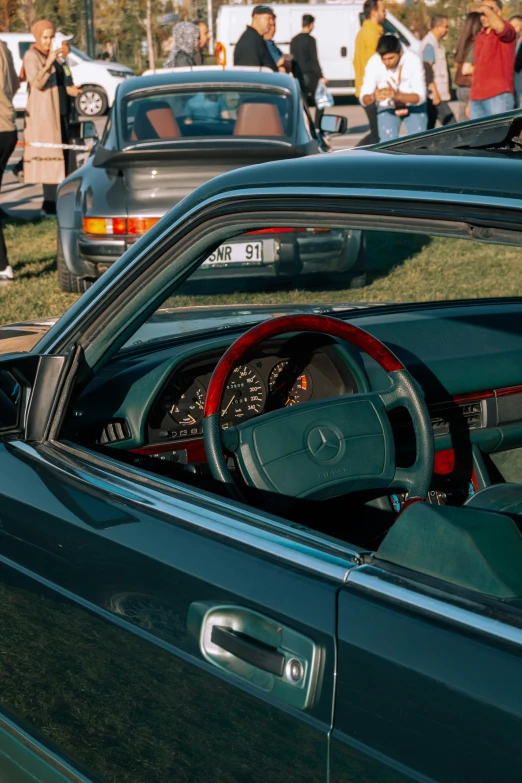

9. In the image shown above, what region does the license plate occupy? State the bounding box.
[203,241,263,267]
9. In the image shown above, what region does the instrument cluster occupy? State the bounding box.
[148,346,355,444]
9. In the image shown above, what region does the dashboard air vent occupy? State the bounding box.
[390,399,485,437]
[459,401,482,428]
[428,400,484,435]
[97,420,130,445]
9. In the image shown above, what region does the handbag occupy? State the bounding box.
[394,100,409,117]
[314,82,334,110]
[455,63,472,88]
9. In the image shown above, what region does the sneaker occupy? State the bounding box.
[0,265,13,280]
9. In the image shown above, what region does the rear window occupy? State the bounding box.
[122,89,292,143]
[19,42,31,59]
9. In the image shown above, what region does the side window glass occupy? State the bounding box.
[0,370,22,431]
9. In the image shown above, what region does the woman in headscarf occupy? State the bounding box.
[22,20,81,214]
[164,22,201,68]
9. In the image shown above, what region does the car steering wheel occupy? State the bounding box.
[203,315,434,502]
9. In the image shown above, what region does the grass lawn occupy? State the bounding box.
[1,219,522,324]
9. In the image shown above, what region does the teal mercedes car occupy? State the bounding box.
[1,110,522,783]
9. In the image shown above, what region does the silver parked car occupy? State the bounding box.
[56,67,365,293]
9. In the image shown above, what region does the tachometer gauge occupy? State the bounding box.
[268,361,313,407]
[168,380,206,427]
[221,364,265,421]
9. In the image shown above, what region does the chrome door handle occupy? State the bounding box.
[211,625,285,676]
[188,602,322,710]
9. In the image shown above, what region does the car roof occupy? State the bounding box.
[172,147,522,216]
[118,69,297,100]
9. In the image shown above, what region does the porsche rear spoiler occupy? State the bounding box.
[374,110,522,156]
[92,140,305,168]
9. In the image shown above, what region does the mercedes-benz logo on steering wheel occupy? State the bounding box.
[307,426,342,462]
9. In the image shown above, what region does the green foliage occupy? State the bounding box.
[0,0,19,31]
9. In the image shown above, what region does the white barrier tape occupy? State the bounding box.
[17,141,91,152]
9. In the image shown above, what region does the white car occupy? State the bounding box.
[0,32,134,116]
[216,3,420,96]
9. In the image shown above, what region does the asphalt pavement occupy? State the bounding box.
[2,101,460,221]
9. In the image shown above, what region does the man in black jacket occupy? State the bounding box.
[234,5,282,70]
[290,14,325,107]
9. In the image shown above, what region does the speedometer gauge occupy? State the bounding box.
[221,364,265,421]
[268,361,313,407]
[169,380,206,427]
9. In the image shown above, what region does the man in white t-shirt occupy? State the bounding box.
[360,32,427,141]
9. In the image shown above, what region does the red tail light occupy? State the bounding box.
[128,217,160,234]
[83,217,159,236]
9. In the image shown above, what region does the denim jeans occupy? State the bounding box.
[469,92,515,119]
[377,104,428,141]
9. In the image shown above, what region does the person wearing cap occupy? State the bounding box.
[233,6,283,71]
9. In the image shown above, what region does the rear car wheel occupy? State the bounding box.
[332,232,368,288]
[75,87,108,117]
[57,235,94,294]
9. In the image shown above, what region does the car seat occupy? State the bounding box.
[131,101,181,141]
[233,103,284,137]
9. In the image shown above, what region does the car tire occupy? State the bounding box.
[57,234,93,294]
[330,233,368,289]
[75,87,108,118]
[348,272,368,289]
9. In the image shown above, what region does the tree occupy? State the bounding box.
[17,0,36,31]
[0,0,19,31]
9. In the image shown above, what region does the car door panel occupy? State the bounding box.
[331,565,522,783]
[0,441,346,783]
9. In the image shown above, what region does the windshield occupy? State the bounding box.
[120,220,522,351]
[122,89,292,142]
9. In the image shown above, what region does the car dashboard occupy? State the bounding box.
[64,300,522,532]
[147,336,359,443]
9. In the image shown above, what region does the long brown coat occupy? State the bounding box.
[22,48,65,184]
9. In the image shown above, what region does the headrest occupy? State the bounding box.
[233,102,284,137]
[131,101,181,141]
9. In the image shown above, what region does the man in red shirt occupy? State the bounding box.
[470,0,516,119]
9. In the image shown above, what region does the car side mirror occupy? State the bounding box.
[81,120,99,142]
[319,114,348,135]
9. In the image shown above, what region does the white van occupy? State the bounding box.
[0,32,134,116]
[216,3,419,96]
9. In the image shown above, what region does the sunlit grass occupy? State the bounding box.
[0,222,521,326]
